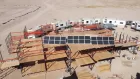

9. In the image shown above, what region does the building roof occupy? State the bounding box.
[92,51,116,61]
[46,61,66,72]
[20,53,44,63]
[46,50,67,60]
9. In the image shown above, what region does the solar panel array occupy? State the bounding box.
[44,36,66,44]
[91,37,114,45]
[43,36,114,45]
[67,36,91,44]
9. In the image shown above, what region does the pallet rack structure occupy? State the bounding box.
[0,22,139,79]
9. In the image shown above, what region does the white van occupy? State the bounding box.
[116,20,126,28]
[80,18,93,25]
[102,18,117,26]
[55,21,67,29]
[131,21,137,29]
[135,22,140,31]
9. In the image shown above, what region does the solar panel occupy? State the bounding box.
[55,37,60,40]
[85,36,90,40]
[61,37,66,40]
[91,37,96,40]
[50,37,55,40]
[98,41,103,44]
[79,36,84,39]
[85,40,90,43]
[44,39,49,44]
[44,36,66,44]
[74,40,78,43]
[43,36,114,45]
[43,36,49,44]
[91,41,97,44]
[109,37,114,40]
[49,41,54,44]
[79,40,84,43]
[55,41,60,44]
[97,37,102,40]
[109,41,114,45]
[103,37,108,40]
[60,41,66,44]
[68,40,73,43]
[68,36,73,39]
[74,36,78,39]
[44,36,49,39]
[103,41,109,44]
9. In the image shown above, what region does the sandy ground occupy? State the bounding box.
[1,0,140,59]
[0,0,140,79]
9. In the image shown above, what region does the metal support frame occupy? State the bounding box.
[0,44,3,60]
[65,45,73,75]
[41,36,47,71]
[24,26,28,39]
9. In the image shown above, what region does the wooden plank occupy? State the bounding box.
[20,54,44,63]
[76,70,95,79]
[75,56,94,66]
[46,53,67,60]
[21,63,45,76]
[46,61,66,72]
[97,64,110,73]
[93,51,116,61]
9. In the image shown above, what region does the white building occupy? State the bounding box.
[135,22,140,31]
[101,18,126,28]
[94,18,102,23]
[55,21,67,29]
[116,20,126,28]
[79,18,94,25]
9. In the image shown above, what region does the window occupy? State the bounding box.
[95,20,98,22]
[109,21,112,23]
[132,23,135,25]
[86,21,89,23]
[60,24,63,26]
[104,21,107,23]
[120,22,123,24]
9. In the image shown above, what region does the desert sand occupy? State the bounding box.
[0,0,140,79]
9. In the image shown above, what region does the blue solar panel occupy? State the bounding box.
[103,37,108,40]
[60,41,66,44]
[44,36,49,39]
[85,40,90,43]
[55,41,60,44]
[74,40,78,43]
[50,37,55,40]
[97,37,102,40]
[44,39,49,44]
[68,36,73,39]
[103,41,109,44]
[55,37,60,40]
[74,36,78,39]
[91,41,97,44]
[67,40,73,43]
[79,40,84,43]
[43,36,114,45]
[109,37,114,40]
[61,37,66,40]
[85,36,90,40]
[98,41,103,44]
[79,36,84,39]
[109,41,114,44]
[49,41,54,44]
[91,37,96,40]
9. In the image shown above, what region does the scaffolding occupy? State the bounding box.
[3,22,139,78]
